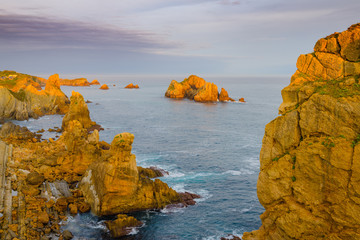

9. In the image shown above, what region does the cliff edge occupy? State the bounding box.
[243,23,360,239]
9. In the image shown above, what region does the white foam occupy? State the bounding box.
[128,227,139,235]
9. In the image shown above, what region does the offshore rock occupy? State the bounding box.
[60,78,91,86]
[165,75,234,102]
[125,83,139,89]
[61,91,96,130]
[219,88,235,102]
[0,72,69,121]
[79,132,181,215]
[90,79,100,85]
[99,84,109,90]
[243,23,360,239]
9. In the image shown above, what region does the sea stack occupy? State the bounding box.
[243,23,360,239]
[165,75,235,102]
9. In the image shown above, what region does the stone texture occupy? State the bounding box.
[105,214,142,238]
[79,132,181,215]
[243,23,360,240]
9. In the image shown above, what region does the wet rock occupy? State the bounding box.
[179,192,201,206]
[105,214,142,238]
[62,230,74,240]
[125,83,139,89]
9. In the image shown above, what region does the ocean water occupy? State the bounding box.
[11,76,288,239]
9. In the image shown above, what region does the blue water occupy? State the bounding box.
[12,76,288,239]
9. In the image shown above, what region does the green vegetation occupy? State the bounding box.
[351,134,360,148]
[291,176,296,182]
[321,137,335,148]
[9,89,26,102]
[314,76,360,98]
[0,70,39,88]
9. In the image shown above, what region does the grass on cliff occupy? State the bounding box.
[0,70,39,88]
[314,76,360,98]
[9,89,26,102]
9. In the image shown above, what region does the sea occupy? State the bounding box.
[11,75,289,239]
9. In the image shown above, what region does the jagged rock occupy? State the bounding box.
[243,23,360,240]
[99,84,109,90]
[219,88,235,101]
[138,166,169,178]
[61,91,96,130]
[165,75,234,102]
[79,132,181,215]
[125,83,139,89]
[105,214,142,238]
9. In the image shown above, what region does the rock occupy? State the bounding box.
[79,133,181,215]
[62,230,73,240]
[165,75,235,102]
[68,204,78,215]
[26,172,44,186]
[179,192,201,206]
[221,235,241,240]
[125,83,139,89]
[99,84,109,90]
[0,122,35,140]
[105,214,142,238]
[0,71,69,121]
[138,166,169,178]
[239,97,246,102]
[38,211,49,224]
[219,88,235,101]
[90,79,100,85]
[243,23,360,240]
[61,91,96,130]
[60,78,91,86]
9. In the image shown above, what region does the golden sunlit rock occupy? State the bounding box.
[243,23,360,240]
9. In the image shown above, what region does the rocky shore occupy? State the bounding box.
[243,23,360,239]
[0,80,200,239]
[165,75,238,102]
[0,71,69,121]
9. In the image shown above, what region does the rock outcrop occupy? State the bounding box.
[90,79,100,85]
[243,23,360,240]
[165,75,237,102]
[99,84,109,90]
[125,83,139,89]
[0,71,69,120]
[60,78,91,86]
[61,91,96,130]
[219,88,235,102]
[79,132,181,215]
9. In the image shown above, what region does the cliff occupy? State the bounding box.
[165,75,236,102]
[243,23,360,239]
[0,71,69,121]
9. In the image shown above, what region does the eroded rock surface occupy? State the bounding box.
[243,23,360,240]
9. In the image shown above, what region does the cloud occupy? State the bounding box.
[0,13,174,51]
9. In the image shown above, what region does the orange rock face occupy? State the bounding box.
[165,75,234,102]
[79,132,181,215]
[90,79,100,85]
[219,88,235,101]
[125,83,139,89]
[99,84,109,90]
[61,91,96,130]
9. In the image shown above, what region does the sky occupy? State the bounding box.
[0,0,359,77]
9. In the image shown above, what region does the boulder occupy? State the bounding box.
[90,79,100,85]
[219,88,235,101]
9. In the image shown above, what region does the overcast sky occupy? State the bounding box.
[0,0,359,77]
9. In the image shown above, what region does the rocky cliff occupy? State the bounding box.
[0,71,69,121]
[165,75,236,102]
[243,23,360,239]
